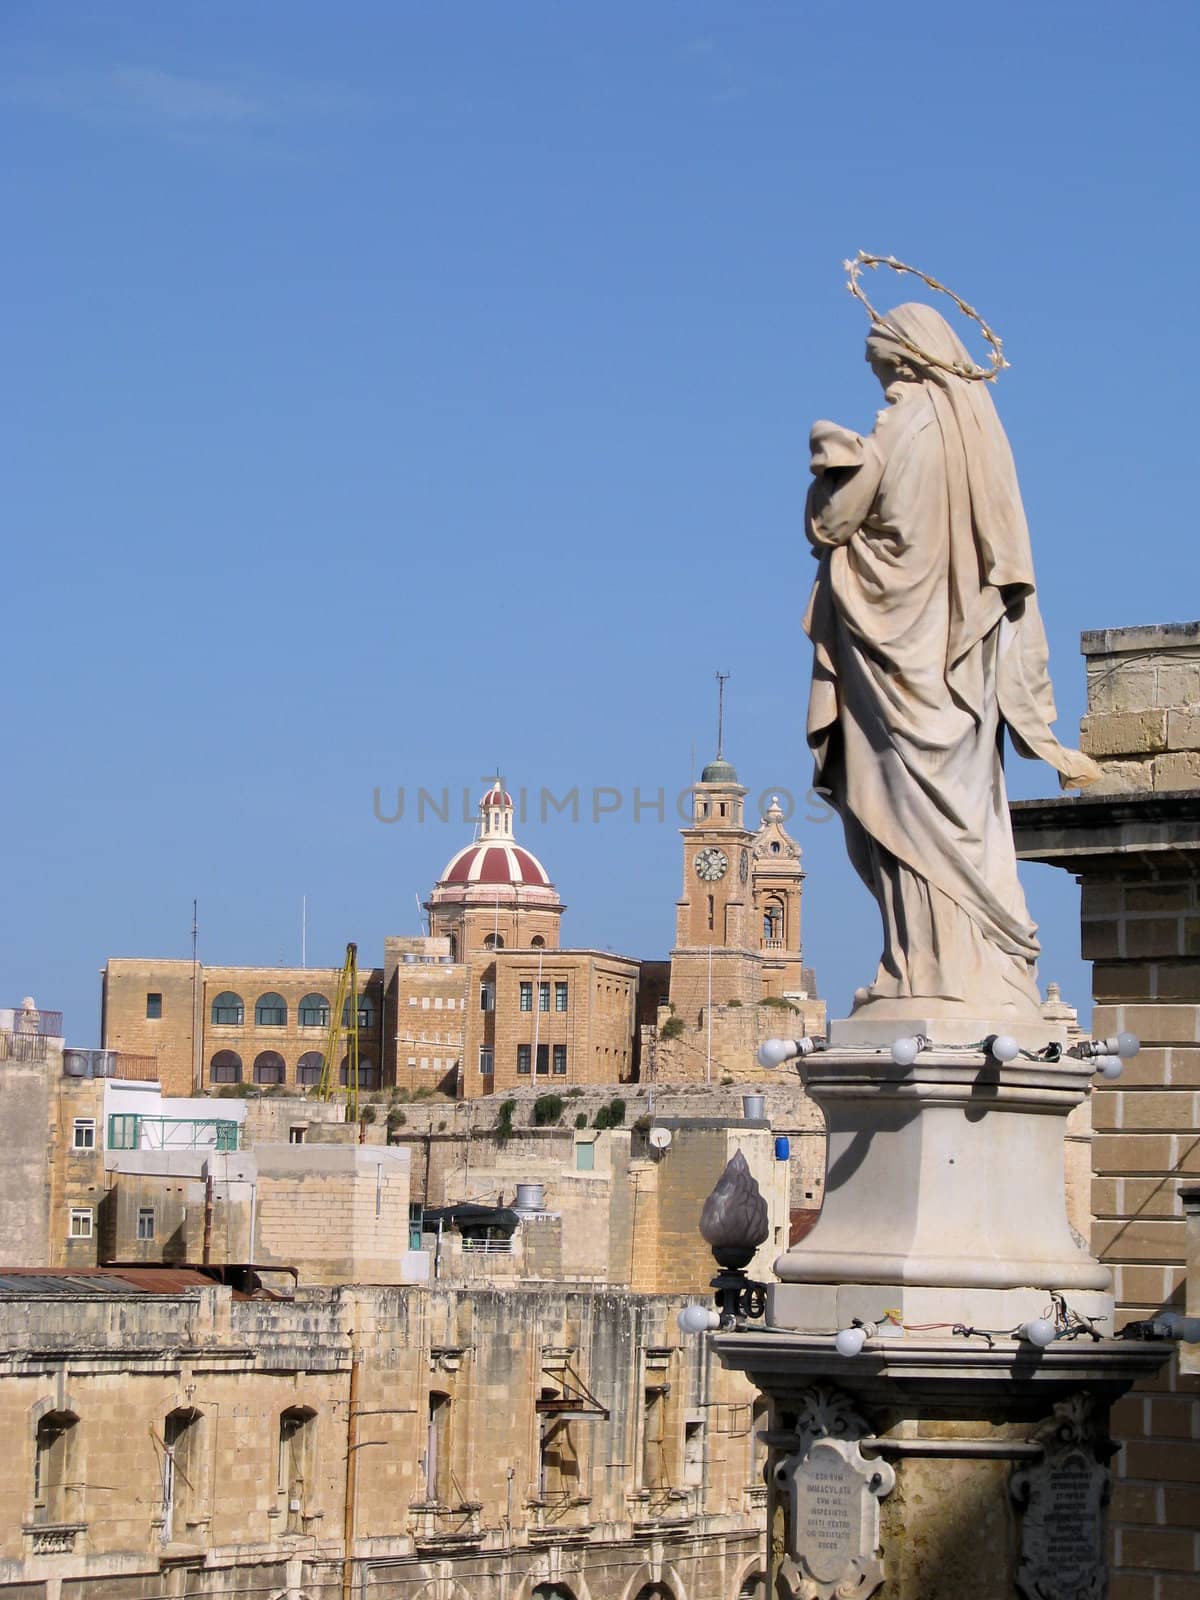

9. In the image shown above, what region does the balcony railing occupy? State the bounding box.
[0,1031,49,1063]
[109,1053,159,1081]
[2,1007,64,1037]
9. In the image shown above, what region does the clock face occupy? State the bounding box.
[739,848,749,883]
[694,847,728,882]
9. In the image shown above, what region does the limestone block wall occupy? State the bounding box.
[252,1146,412,1285]
[1081,621,1200,793]
[646,996,827,1088]
[0,1056,53,1268]
[0,1281,767,1600]
[1015,620,1200,1600]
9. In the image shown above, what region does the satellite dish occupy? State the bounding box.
[648,1126,673,1151]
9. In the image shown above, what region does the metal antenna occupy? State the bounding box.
[716,671,731,758]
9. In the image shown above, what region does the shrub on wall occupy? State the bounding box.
[533,1094,564,1126]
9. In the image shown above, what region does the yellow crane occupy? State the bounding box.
[318,942,361,1122]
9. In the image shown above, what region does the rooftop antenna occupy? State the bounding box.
[715,670,731,758]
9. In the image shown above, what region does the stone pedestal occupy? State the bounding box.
[772,1049,1111,1335]
[710,1037,1169,1597]
[712,1329,1167,1600]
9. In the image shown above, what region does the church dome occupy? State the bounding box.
[700,756,739,784]
[433,777,556,892]
[439,841,552,888]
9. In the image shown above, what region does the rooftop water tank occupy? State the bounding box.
[62,1049,90,1078]
[514,1182,545,1213]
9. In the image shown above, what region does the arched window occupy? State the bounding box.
[278,1406,317,1533]
[255,992,287,1027]
[483,933,504,951]
[210,991,243,1026]
[530,935,546,949]
[339,1057,379,1090]
[447,934,458,962]
[162,1407,203,1541]
[33,1409,79,1523]
[298,993,329,1028]
[763,900,784,943]
[253,1051,286,1086]
[342,994,376,1030]
[296,1051,324,1086]
[210,1050,242,1085]
[425,1391,452,1504]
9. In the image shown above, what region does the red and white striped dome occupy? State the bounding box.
[439,841,552,888]
[434,774,554,891]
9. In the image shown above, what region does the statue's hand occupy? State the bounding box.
[810,420,865,475]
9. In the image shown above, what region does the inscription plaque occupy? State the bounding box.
[1013,1397,1110,1600]
[774,1391,894,1600]
[793,1444,862,1584]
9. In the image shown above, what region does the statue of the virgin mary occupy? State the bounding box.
[805,299,1098,1022]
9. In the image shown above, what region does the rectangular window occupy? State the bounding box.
[555,982,568,1012]
[479,1046,494,1076]
[538,981,550,1012]
[517,1044,531,1075]
[552,1044,567,1076]
[289,1127,306,1145]
[519,982,533,1012]
[72,1118,96,1150]
[146,992,162,1019]
[137,1207,156,1241]
[536,1043,550,1076]
[684,1420,705,1486]
[480,984,495,1013]
[69,1208,93,1239]
[434,997,443,1009]
[421,996,430,1010]
[576,1141,595,1172]
[108,1114,139,1150]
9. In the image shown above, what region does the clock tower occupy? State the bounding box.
[667,751,760,1025]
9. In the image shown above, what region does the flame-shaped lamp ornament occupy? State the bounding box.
[695,1152,772,1329]
[700,1151,770,1269]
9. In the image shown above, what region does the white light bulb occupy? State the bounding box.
[1094,1055,1123,1081]
[834,1326,867,1358]
[890,1036,919,1067]
[677,1304,718,1335]
[1116,1032,1141,1060]
[757,1038,795,1069]
[990,1035,1020,1063]
[1021,1318,1056,1348]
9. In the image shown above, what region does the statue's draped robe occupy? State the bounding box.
[804,304,1096,1015]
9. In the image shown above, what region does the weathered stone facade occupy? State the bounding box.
[0,1278,767,1600]
[1014,618,1200,1600]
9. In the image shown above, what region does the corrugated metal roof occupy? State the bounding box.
[0,1266,250,1297]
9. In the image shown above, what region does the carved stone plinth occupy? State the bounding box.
[713,1331,1167,1600]
[771,1049,1110,1334]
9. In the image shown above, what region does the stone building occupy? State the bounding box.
[0,1275,768,1600]
[102,958,388,1099]
[1013,618,1200,1600]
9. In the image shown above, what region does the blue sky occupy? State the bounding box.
[2,2,1196,1043]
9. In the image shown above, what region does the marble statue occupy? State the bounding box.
[804,300,1098,1021]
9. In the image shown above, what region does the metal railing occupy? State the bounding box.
[1,1031,48,1063]
[460,1237,513,1254]
[110,1053,159,1081]
[4,1008,64,1037]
